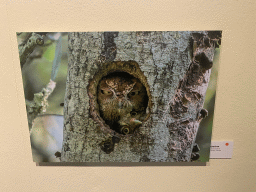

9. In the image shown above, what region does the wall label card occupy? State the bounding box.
[210,141,234,159]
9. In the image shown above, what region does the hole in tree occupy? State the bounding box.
[97,71,148,135]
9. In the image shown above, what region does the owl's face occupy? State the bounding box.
[97,72,148,134]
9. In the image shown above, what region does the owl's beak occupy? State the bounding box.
[130,118,142,125]
[118,100,122,108]
[133,120,142,125]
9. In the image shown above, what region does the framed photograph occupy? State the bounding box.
[17,31,221,163]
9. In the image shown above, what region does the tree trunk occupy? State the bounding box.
[61,31,221,162]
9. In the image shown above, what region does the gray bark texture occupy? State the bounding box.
[61,31,221,162]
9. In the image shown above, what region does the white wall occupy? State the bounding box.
[0,0,255,191]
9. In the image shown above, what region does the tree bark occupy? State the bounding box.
[61,31,221,162]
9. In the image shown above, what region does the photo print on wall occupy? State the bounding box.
[16,31,221,163]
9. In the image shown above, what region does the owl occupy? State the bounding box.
[97,72,148,134]
[118,110,146,134]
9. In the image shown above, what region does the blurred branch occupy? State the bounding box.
[26,80,56,134]
[18,32,44,68]
[51,35,62,81]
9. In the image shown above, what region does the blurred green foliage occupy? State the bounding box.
[195,47,220,162]
[43,43,56,61]
[17,32,68,162]
[20,33,68,115]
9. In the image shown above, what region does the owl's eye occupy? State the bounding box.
[130,111,137,117]
[101,89,112,95]
[130,91,140,96]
